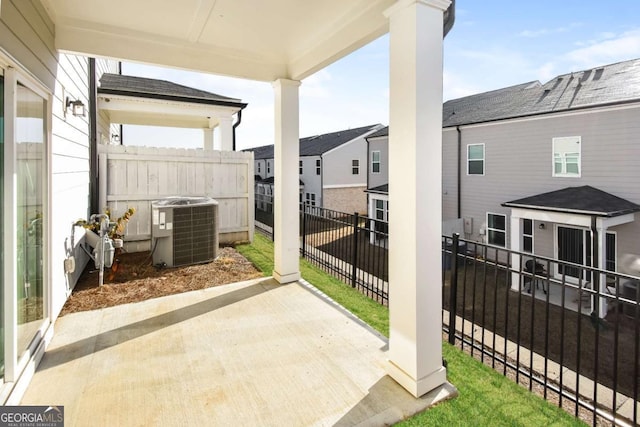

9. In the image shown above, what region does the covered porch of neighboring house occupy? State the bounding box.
[97,73,246,151]
[504,186,640,317]
[365,185,389,245]
[21,0,458,414]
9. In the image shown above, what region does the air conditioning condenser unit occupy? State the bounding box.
[151,196,219,267]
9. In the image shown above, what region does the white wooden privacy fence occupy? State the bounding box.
[97,145,254,252]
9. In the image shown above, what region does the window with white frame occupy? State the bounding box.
[522,219,533,253]
[299,160,303,175]
[375,199,389,220]
[352,159,359,175]
[371,151,380,173]
[257,162,261,173]
[315,159,321,175]
[553,136,581,177]
[606,232,616,272]
[305,192,316,207]
[487,213,506,247]
[267,161,271,174]
[467,143,484,175]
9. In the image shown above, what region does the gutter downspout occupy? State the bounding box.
[89,58,98,213]
[456,126,461,219]
[232,109,242,151]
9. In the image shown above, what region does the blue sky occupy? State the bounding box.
[122,0,640,150]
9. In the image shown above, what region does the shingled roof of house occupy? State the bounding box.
[443,58,640,127]
[99,73,246,108]
[245,124,382,158]
[503,186,640,217]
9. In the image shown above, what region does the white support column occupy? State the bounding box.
[510,214,522,291]
[272,78,301,284]
[385,0,451,398]
[203,128,214,151]
[219,116,234,151]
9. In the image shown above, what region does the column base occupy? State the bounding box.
[273,270,301,284]
[387,360,448,398]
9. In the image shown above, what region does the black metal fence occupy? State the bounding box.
[254,202,640,425]
[300,205,388,305]
[443,233,640,427]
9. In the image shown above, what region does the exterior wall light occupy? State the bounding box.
[66,97,86,117]
[538,223,546,230]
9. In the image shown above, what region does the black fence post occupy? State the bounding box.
[301,203,307,258]
[448,232,460,345]
[351,212,359,288]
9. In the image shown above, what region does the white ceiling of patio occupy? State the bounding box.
[41,0,396,81]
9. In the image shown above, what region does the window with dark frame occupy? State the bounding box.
[523,219,533,253]
[487,213,506,247]
[352,159,359,175]
[467,144,484,175]
[371,151,380,173]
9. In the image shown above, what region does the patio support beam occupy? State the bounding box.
[203,128,214,150]
[272,78,301,284]
[219,115,234,151]
[385,0,450,398]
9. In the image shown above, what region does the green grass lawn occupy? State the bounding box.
[236,234,585,426]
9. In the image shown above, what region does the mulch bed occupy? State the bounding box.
[59,246,263,316]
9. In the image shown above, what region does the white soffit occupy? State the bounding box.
[41,0,395,81]
[97,95,236,128]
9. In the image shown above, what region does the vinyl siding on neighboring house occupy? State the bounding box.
[300,155,322,206]
[322,133,370,213]
[367,137,388,190]
[443,104,640,258]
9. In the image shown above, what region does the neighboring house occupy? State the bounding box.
[367,58,640,305]
[248,124,383,213]
[365,127,390,242]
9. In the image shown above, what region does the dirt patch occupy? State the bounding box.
[60,246,262,316]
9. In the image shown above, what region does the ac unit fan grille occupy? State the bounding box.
[173,205,216,266]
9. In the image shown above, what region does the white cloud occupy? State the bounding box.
[565,29,640,69]
[518,23,581,38]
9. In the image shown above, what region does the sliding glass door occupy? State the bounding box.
[1,75,4,380]
[15,82,46,356]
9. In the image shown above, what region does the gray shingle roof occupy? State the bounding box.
[244,124,381,158]
[502,186,640,217]
[299,124,381,156]
[444,58,640,127]
[248,144,274,160]
[366,184,388,194]
[365,126,388,139]
[98,73,247,108]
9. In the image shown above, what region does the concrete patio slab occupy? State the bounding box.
[21,277,455,426]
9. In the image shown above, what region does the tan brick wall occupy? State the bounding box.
[323,186,367,214]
